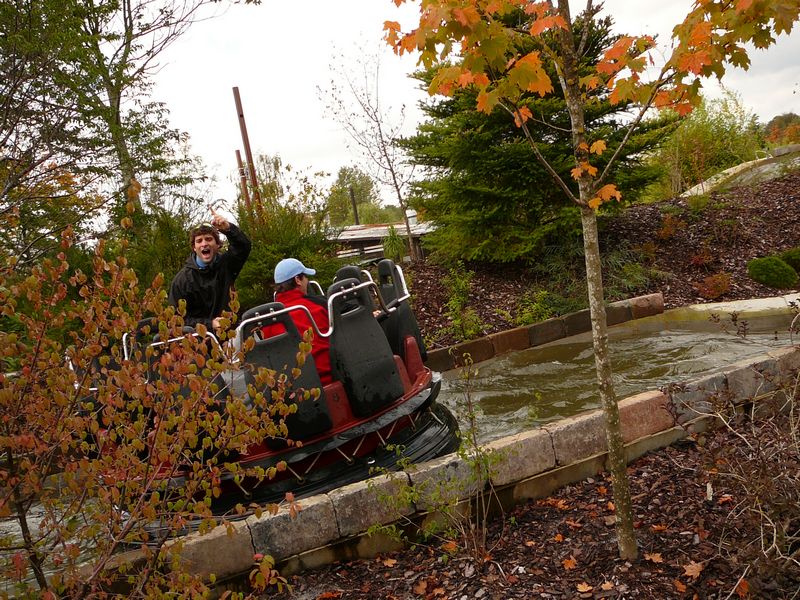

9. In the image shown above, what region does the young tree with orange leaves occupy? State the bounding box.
[385,0,800,559]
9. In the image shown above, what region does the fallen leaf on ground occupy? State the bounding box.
[601,581,614,591]
[644,552,664,563]
[674,579,687,592]
[684,560,704,580]
[441,540,458,553]
[553,533,564,542]
[735,578,750,598]
[413,579,427,594]
[565,519,583,529]
[576,582,593,592]
[562,556,578,570]
[524,540,536,547]
[382,558,397,568]
[651,524,668,532]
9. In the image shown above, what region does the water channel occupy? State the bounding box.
[437,308,798,444]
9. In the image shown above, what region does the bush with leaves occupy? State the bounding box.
[443,262,485,342]
[645,91,765,198]
[747,256,798,290]
[0,227,301,596]
[780,247,800,272]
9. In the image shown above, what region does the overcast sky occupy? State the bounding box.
[151,0,800,204]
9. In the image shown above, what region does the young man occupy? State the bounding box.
[262,258,332,385]
[169,209,251,330]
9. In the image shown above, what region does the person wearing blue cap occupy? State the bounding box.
[262,258,332,385]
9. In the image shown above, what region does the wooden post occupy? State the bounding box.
[235,150,251,212]
[232,87,262,203]
[349,185,360,225]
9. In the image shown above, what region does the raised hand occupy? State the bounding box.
[210,207,230,232]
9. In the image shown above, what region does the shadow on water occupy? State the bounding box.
[438,311,797,444]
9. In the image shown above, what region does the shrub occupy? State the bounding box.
[693,272,731,299]
[780,247,800,272]
[657,214,686,240]
[443,262,485,341]
[747,256,799,289]
[382,225,407,262]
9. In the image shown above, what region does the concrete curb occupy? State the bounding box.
[425,293,665,371]
[149,343,800,592]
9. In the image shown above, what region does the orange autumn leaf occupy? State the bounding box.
[565,519,583,529]
[644,552,664,563]
[674,579,688,592]
[576,582,593,592]
[651,524,668,532]
[607,500,615,511]
[589,140,607,155]
[600,581,614,591]
[476,90,495,114]
[596,184,622,202]
[736,0,754,10]
[570,165,583,180]
[689,21,712,45]
[514,106,533,127]
[735,578,750,598]
[525,540,536,547]
[413,579,427,594]
[678,49,711,75]
[530,14,568,36]
[441,540,459,553]
[597,485,608,495]
[584,162,598,177]
[553,533,564,542]
[382,558,397,567]
[453,6,480,27]
[604,36,634,61]
[458,70,474,88]
[683,560,705,580]
[588,196,602,210]
[316,593,343,600]
[562,556,578,570]
[473,72,490,87]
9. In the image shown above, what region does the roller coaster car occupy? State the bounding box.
[130,259,459,512]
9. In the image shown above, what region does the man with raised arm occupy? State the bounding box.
[169,208,251,331]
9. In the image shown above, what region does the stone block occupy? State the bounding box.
[664,372,727,423]
[543,410,607,465]
[529,318,566,347]
[618,391,674,443]
[483,428,555,487]
[768,346,800,380]
[407,452,486,512]
[171,519,253,580]
[489,327,531,356]
[248,493,338,562]
[327,472,413,538]
[723,355,779,404]
[606,302,632,326]
[450,337,495,365]
[630,293,665,320]
[562,309,592,336]
[425,348,454,373]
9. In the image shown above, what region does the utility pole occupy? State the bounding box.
[349,185,360,225]
[232,87,262,203]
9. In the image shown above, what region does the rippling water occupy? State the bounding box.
[438,312,796,443]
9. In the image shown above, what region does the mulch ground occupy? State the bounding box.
[405,170,800,348]
[264,412,800,599]
[260,172,800,599]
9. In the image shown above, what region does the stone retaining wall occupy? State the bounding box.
[424,293,665,372]
[136,344,799,592]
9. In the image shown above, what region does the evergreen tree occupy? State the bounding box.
[403,16,674,263]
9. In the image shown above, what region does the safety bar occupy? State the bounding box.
[122,329,221,361]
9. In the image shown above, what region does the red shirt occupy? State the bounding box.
[260,288,332,385]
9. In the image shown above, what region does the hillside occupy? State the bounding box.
[406,169,800,348]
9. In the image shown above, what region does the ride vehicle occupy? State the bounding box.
[122,259,459,514]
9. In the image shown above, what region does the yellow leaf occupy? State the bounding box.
[683,560,704,580]
[562,556,577,570]
[644,552,664,563]
[584,162,598,177]
[576,582,593,592]
[382,558,397,567]
[589,140,607,155]
[601,581,614,591]
[577,142,588,151]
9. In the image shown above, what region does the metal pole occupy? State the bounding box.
[232,87,262,203]
[235,150,252,212]
[349,185,360,225]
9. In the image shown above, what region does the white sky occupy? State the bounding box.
[152,0,800,204]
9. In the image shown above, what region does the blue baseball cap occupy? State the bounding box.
[274,258,316,284]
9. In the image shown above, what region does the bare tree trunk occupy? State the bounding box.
[579,205,638,560]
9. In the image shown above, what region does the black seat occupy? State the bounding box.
[240,302,332,442]
[377,259,427,361]
[333,265,363,285]
[327,278,405,417]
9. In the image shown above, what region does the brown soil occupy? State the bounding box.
[260,172,800,599]
[265,411,800,599]
[405,170,800,348]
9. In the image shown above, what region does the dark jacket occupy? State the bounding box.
[168,223,251,329]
